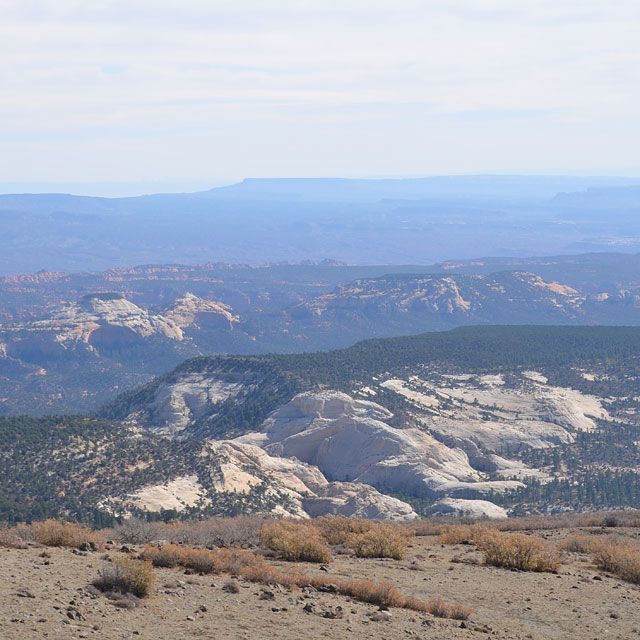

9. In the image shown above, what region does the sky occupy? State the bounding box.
[2,0,640,192]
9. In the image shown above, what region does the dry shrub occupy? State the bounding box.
[326,578,472,619]
[142,544,262,577]
[351,524,408,560]
[93,558,155,598]
[558,535,593,554]
[0,529,28,549]
[141,541,471,618]
[313,516,374,545]
[277,567,306,590]
[448,600,474,621]
[34,520,105,550]
[419,595,472,620]
[182,548,218,574]
[477,530,560,573]
[141,543,186,568]
[240,561,284,585]
[10,523,38,543]
[589,537,640,584]
[188,517,264,548]
[222,580,240,594]
[343,579,404,608]
[116,517,265,548]
[213,548,263,576]
[439,524,487,545]
[494,511,640,532]
[115,518,162,544]
[261,521,331,563]
[408,519,451,537]
[106,592,141,609]
[426,595,451,618]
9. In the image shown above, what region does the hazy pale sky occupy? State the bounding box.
[2,0,640,184]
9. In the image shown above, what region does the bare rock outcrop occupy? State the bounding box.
[164,292,239,331]
[28,293,184,344]
[428,498,508,520]
[124,374,245,436]
[6,291,239,350]
[237,391,522,500]
[112,439,418,520]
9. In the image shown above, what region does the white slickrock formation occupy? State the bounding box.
[115,440,418,520]
[22,292,237,346]
[428,498,508,519]
[124,374,245,436]
[236,391,523,500]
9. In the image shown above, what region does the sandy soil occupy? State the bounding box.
[1,528,640,640]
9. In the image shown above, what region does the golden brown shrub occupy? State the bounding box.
[477,530,560,573]
[558,535,593,554]
[141,543,186,568]
[312,516,373,545]
[340,578,405,608]
[93,558,155,598]
[138,541,471,618]
[0,529,27,549]
[589,537,640,584]
[351,524,409,560]
[212,548,263,575]
[34,520,105,550]
[425,595,451,618]
[260,521,331,563]
[448,600,474,620]
[439,524,487,545]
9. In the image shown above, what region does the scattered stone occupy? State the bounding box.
[367,611,392,622]
[222,581,240,594]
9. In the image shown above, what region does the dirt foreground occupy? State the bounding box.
[2,528,640,640]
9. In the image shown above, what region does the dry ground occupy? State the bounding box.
[2,527,640,640]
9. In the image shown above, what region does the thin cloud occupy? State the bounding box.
[0,1,639,180]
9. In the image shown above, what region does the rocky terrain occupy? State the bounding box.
[5,255,640,414]
[114,377,608,519]
[94,325,640,521]
[2,517,640,640]
[3,325,640,524]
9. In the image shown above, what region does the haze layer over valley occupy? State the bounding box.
[3,176,640,274]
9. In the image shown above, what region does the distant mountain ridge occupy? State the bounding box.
[4,175,640,274]
[4,255,640,414]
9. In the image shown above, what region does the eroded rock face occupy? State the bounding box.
[29,293,184,344]
[164,292,239,331]
[124,374,245,436]
[124,474,209,513]
[288,271,585,323]
[302,483,417,520]
[113,365,620,519]
[428,498,508,520]
[6,291,238,350]
[113,440,418,520]
[382,373,611,458]
[238,391,522,500]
